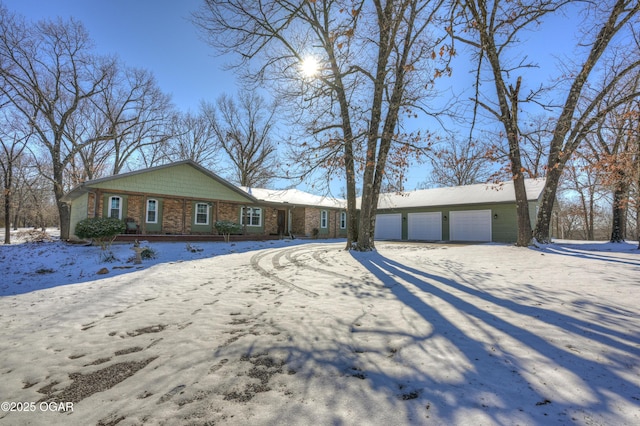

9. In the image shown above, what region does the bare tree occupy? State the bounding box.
[581,76,640,242]
[562,155,608,240]
[194,0,447,250]
[449,0,640,245]
[0,9,116,239]
[0,109,30,243]
[205,92,279,187]
[163,108,220,169]
[421,137,492,188]
[100,67,174,175]
[66,66,174,181]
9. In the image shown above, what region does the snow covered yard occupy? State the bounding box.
[0,232,639,425]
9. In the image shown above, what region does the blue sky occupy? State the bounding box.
[3,0,584,192]
[4,0,235,113]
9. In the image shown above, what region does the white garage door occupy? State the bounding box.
[408,212,442,241]
[374,213,402,240]
[450,210,492,242]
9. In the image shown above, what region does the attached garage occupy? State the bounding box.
[408,212,442,241]
[450,210,492,242]
[374,213,402,240]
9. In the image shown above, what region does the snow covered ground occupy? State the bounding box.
[0,229,639,425]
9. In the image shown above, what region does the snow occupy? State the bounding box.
[1,229,639,425]
[372,179,546,209]
[239,187,346,209]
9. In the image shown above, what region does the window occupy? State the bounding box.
[146,199,158,223]
[195,203,209,225]
[241,207,262,227]
[109,196,122,219]
[340,211,347,229]
[320,210,328,228]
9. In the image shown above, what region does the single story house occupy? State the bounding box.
[62,160,544,243]
[61,160,347,241]
[368,179,546,243]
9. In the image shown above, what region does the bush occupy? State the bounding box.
[214,221,242,243]
[75,217,126,251]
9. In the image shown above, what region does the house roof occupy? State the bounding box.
[239,187,346,209]
[61,160,258,203]
[365,179,546,210]
[62,159,545,212]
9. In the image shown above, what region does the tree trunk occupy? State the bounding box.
[636,193,640,250]
[344,142,358,249]
[3,185,10,244]
[2,161,11,244]
[534,167,563,244]
[610,181,629,242]
[512,174,532,246]
[588,189,595,240]
[57,199,70,240]
[52,163,71,240]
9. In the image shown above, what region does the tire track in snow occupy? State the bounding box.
[284,247,354,280]
[250,249,319,298]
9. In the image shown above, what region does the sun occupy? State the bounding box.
[300,56,320,78]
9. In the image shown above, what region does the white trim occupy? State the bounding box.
[146,199,158,223]
[241,207,262,227]
[195,203,210,225]
[340,211,347,229]
[109,196,122,220]
[320,210,328,228]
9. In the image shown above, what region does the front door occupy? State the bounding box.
[277,210,287,235]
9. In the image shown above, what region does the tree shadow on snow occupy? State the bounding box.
[347,250,640,425]
[537,243,640,267]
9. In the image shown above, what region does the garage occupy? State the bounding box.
[374,213,402,240]
[407,212,442,241]
[450,210,492,242]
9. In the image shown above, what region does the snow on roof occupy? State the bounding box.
[239,187,346,209]
[369,179,546,210]
[242,179,545,210]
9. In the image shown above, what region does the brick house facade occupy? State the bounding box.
[63,161,347,240]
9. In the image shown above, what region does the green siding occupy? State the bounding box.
[338,211,348,236]
[191,201,213,233]
[90,163,252,202]
[240,207,264,234]
[102,194,128,219]
[145,198,163,233]
[378,200,540,243]
[69,193,89,239]
[319,210,329,235]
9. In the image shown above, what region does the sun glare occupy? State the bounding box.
[300,56,320,78]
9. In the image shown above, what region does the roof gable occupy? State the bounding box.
[63,161,257,203]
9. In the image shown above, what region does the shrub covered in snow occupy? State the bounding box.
[214,221,242,243]
[75,217,125,252]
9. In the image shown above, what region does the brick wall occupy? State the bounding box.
[162,198,185,233]
[291,208,306,236]
[127,195,144,222]
[217,202,240,223]
[81,187,344,239]
[305,208,320,236]
[263,207,278,235]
